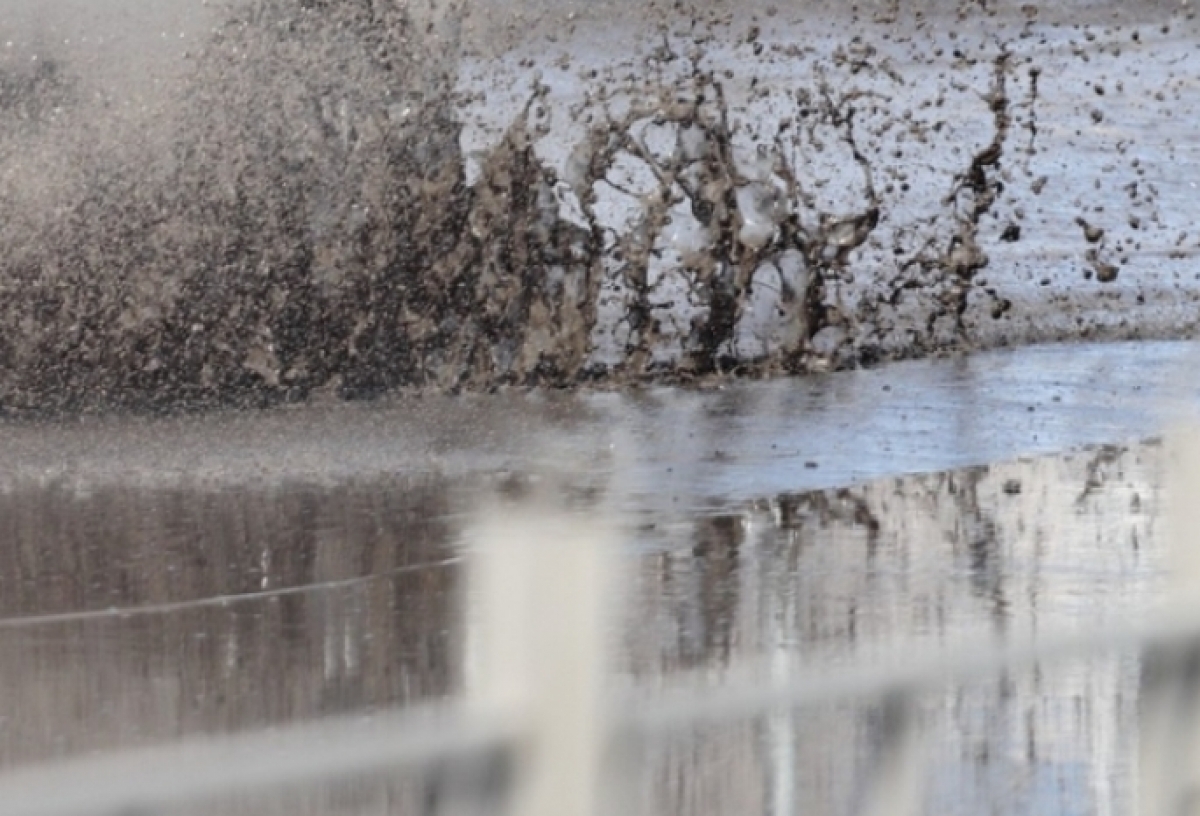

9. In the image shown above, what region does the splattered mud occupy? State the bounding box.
[1,0,1199,411]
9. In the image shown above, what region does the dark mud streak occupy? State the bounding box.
[791,79,885,368]
[942,49,1012,329]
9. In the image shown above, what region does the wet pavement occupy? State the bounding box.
[0,341,1193,814]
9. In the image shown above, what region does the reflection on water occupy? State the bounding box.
[626,444,1161,816]
[0,478,461,766]
[0,435,1168,814]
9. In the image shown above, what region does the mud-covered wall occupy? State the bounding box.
[1,0,1198,411]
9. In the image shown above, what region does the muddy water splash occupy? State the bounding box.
[1,0,1198,411]
[0,0,621,411]
[3,0,486,409]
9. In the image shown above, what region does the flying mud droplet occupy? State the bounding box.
[1076,218,1106,244]
[1093,259,1120,283]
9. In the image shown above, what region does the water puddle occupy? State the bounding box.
[0,340,1193,512]
[0,341,1191,813]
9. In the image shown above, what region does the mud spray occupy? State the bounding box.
[1,0,1197,412]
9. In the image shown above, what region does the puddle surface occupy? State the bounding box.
[0,341,1192,814]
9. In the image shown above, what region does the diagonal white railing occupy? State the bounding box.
[0,703,514,816]
[6,606,1200,816]
[2,426,1199,816]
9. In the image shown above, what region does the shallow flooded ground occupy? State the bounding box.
[0,341,1193,814]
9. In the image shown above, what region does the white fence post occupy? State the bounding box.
[1140,423,1200,816]
[858,691,926,816]
[465,495,617,816]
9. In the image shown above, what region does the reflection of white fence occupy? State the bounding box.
[2,429,1200,816]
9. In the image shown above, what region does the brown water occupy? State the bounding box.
[0,341,1190,815]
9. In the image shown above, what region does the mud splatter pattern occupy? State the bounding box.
[0,0,1197,412]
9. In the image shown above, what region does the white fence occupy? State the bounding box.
[2,428,1200,816]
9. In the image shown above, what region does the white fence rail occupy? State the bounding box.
[3,428,1200,816]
